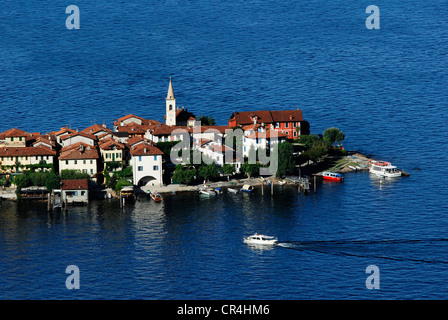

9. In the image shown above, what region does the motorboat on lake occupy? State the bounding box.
[243,233,278,245]
[369,160,402,178]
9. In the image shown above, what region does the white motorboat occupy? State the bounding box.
[243,233,278,245]
[199,187,216,196]
[228,187,239,193]
[277,180,286,185]
[369,160,402,178]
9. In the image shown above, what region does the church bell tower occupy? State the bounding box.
[166,77,176,126]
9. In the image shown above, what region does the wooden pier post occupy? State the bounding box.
[261,181,264,195]
[47,193,51,212]
[271,181,274,195]
[314,176,317,193]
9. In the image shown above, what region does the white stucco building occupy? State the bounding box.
[130,142,164,187]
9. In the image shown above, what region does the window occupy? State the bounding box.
[169,104,173,110]
[138,166,143,171]
[153,165,159,171]
[285,122,289,128]
[293,131,297,137]
[293,122,297,127]
[154,155,157,161]
[139,156,142,161]
[244,146,246,152]
[83,160,86,164]
[90,160,93,164]
[19,137,22,141]
[66,160,69,165]
[117,153,121,158]
[106,153,111,159]
[81,191,86,196]
[90,169,94,174]
[11,137,14,142]
[275,122,280,128]
[74,160,77,165]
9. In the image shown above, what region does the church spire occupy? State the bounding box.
[166,77,175,100]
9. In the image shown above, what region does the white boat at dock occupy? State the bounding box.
[227,187,239,193]
[199,187,216,196]
[241,184,254,192]
[243,233,278,245]
[369,160,402,178]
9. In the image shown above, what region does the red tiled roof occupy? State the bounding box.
[130,143,164,156]
[125,136,145,147]
[211,145,233,153]
[60,131,97,142]
[52,127,77,137]
[81,124,111,135]
[61,179,88,190]
[1,128,27,138]
[59,143,99,160]
[98,138,125,150]
[113,114,145,126]
[0,146,56,157]
[230,109,304,126]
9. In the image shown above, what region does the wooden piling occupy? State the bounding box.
[314,176,317,193]
[271,181,274,195]
[47,193,51,212]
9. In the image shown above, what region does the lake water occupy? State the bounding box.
[0,0,447,299]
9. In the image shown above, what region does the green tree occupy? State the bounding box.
[13,174,31,189]
[172,164,196,185]
[323,127,345,146]
[60,169,90,180]
[222,164,236,181]
[197,115,216,126]
[115,179,133,192]
[198,163,220,182]
[240,162,260,178]
[45,173,61,192]
[276,141,295,177]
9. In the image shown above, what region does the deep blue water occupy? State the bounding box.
[1,0,447,299]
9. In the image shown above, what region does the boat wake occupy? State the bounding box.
[276,238,448,265]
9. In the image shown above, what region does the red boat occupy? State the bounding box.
[150,191,162,202]
[322,171,344,182]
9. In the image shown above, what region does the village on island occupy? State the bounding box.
[0,78,400,207]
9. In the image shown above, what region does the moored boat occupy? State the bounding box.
[214,187,223,195]
[150,191,162,202]
[369,160,402,178]
[199,187,216,196]
[241,184,254,192]
[228,187,239,193]
[322,171,344,182]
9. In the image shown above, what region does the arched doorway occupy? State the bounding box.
[137,175,158,187]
